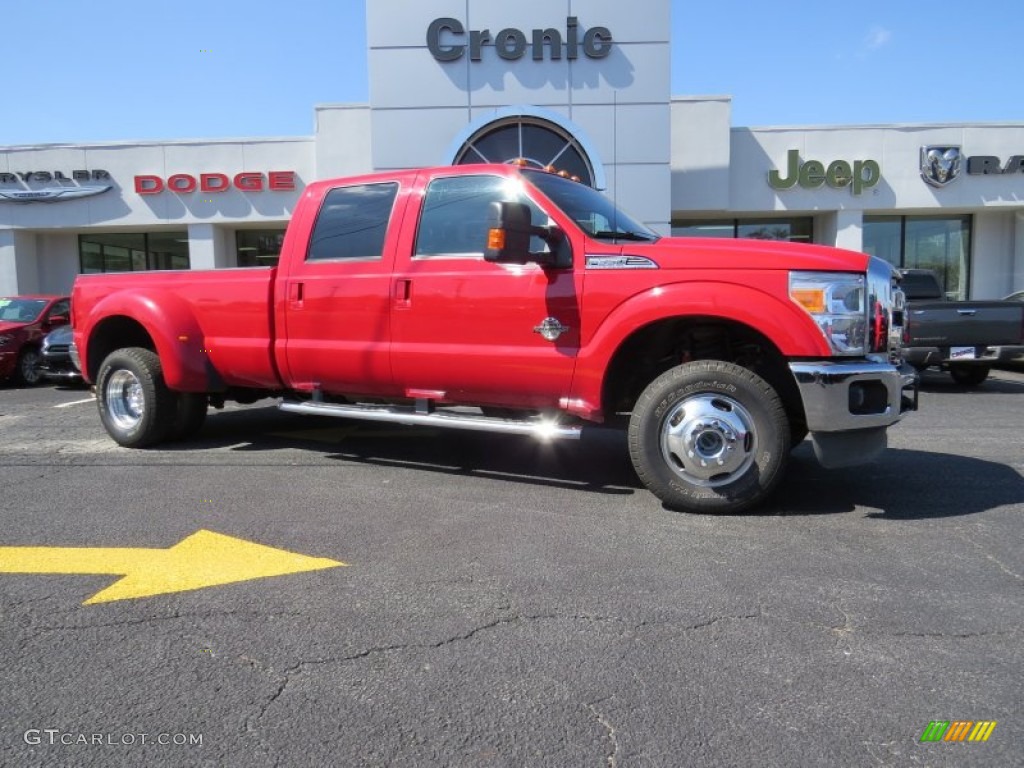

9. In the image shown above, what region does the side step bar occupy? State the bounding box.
[278,400,583,440]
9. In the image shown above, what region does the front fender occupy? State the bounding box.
[570,280,831,417]
[81,289,215,391]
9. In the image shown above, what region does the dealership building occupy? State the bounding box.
[2,0,1022,301]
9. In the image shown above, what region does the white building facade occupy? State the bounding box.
[2,0,1022,301]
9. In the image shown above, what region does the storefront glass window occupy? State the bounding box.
[237,228,286,267]
[863,215,972,300]
[861,216,901,266]
[672,218,813,242]
[78,232,189,273]
[80,241,103,274]
[455,117,594,188]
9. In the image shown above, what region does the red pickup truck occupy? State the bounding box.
[72,164,916,513]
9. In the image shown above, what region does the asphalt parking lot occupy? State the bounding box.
[1,370,1022,767]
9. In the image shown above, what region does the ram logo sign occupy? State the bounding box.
[920,146,962,188]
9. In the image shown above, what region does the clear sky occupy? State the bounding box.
[3,0,1020,146]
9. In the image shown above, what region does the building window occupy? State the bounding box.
[863,215,972,300]
[672,217,813,242]
[237,229,286,267]
[455,117,594,188]
[79,232,190,273]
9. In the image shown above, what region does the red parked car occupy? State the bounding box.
[0,295,71,385]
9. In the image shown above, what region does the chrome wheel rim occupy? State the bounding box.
[106,370,145,431]
[660,394,757,487]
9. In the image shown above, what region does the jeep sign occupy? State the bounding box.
[768,150,880,195]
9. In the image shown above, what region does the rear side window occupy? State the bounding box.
[307,182,399,261]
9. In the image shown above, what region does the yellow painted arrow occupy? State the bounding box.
[0,529,346,605]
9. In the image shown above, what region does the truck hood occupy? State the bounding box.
[629,237,871,273]
[0,320,29,334]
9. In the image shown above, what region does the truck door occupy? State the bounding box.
[389,173,581,409]
[279,180,404,396]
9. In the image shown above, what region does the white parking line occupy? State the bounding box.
[53,397,96,409]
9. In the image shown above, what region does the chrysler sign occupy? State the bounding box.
[0,169,112,203]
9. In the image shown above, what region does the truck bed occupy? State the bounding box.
[904,300,1024,348]
[73,267,281,390]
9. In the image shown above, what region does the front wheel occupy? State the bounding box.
[628,361,790,513]
[96,347,177,447]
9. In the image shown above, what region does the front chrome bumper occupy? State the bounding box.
[789,359,918,433]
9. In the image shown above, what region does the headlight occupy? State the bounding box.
[0,334,13,348]
[789,271,867,355]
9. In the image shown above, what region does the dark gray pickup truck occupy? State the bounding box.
[901,269,1024,385]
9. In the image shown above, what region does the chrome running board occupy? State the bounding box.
[278,400,582,440]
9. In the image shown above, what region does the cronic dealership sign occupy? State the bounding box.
[427,16,612,62]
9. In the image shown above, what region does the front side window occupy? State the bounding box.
[307,182,398,261]
[415,175,550,258]
[47,299,70,320]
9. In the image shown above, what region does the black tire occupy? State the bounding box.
[96,347,177,448]
[949,364,990,387]
[628,361,790,513]
[14,347,43,386]
[169,393,208,441]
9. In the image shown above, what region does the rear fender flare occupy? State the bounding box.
[82,289,213,391]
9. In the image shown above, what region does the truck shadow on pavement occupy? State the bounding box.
[765,443,1024,519]
[179,407,641,496]
[319,423,641,497]
[180,406,1024,516]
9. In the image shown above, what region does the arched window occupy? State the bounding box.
[454,117,595,187]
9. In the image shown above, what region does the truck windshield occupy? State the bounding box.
[0,297,47,323]
[523,170,659,243]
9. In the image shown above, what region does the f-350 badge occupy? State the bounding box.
[533,317,570,341]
